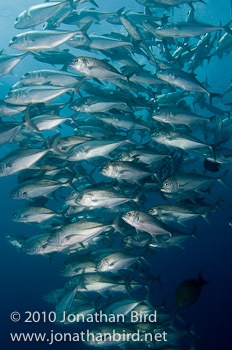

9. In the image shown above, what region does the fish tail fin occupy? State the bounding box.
[88,0,99,8]
[24,107,41,132]
[72,79,86,97]
[123,70,136,87]
[66,0,76,10]
[47,133,64,156]
[78,21,94,40]
[145,6,153,16]
[112,216,124,234]
[48,252,56,263]
[209,92,221,106]
[187,322,200,341]
[58,207,68,223]
[117,7,125,16]
[64,178,77,191]
[223,19,232,34]
[191,225,201,242]
[61,64,68,71]
[170,305,184,325]
[198,271,209,286]
[202,209,213,226]
[126,131,141,145]
[68,91,75,105]
[147,274,162,289]
[69,111,79,127]
[214,197,227,212]
[140,255,151,267]
[218,169,230,188]
[10,124,23,143]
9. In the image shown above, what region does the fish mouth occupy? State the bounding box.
[121,216,129,224]
[160,188,167,192]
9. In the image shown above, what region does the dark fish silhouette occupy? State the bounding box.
[175,273,208,307]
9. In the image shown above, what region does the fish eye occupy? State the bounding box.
[164,182,169,187]
[11,37,17,42]
[24,72,29,77]
[15,17,18,21]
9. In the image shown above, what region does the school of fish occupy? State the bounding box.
[2,0,232,348]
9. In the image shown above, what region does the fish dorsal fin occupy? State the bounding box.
[186,9,195,23]
[145,6,152,16]
[24,107,40,133]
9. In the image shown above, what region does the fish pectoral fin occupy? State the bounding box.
[98,291,108,298]
[64,234,77,242]
[29,165,40,170]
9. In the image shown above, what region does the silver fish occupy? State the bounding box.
[0,101,26,117]
[151,130,211,151]
[71,96,131,113]
[67,140,130,161]
[63,9,116,25]
[118,149,168,165]
[14,1,74,29]
[69,56,127,80]
[61,258,97,277]
[46,220,115,248]
[105,298,143,316]
[95,114,149,131]
[9,29,85,51]
[22,234,60,255]
[56,135,92,152]
[67,34,133,50]
[101,161,153,182]
[122,210,172,236]
[71,189,139,208]
[25,112,71,131]
[0,148,49,177]
[0,124,21,146]
[0,52,28,76]
[97,251,140,272]
[152,106,208,126]
[5,85,77,105]
[155,21,227,39]
[6,235,27,249]
[157,69,211,95]
[149,205,209,223]
[10,179,70,199]
[44,289,66,304]
[20,69,82,87]
[12,207,60,223]
[161,173,220,193]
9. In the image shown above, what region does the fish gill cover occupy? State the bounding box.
[0,0,232,349]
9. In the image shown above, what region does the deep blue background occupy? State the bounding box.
[1,0,232,349]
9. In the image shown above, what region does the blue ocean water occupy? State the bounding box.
[0,0,232,349]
